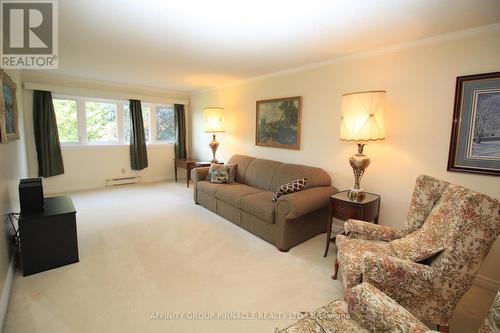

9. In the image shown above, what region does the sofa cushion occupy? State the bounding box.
[270,163,331,192]
[244,158,283,191]
[239,191,275,223]
[214,184,263,207]
[197,181,225,196]
[227,155,255,183]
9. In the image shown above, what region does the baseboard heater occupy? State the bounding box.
[106,176,141,187]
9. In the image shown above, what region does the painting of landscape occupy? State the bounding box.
[0,70,19,143]
[470,91,500,158]
[256,96,302,150]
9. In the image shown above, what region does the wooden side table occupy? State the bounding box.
[323,191,380,257]
[194,161,212,168]
[174,158,197,187]
[174,159,223,187]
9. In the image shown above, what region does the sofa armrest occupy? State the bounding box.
[346,282,433,332]
[361,252,434,300]
[191,167,209,182]
[345,219,403,241]
[191,167,209,203]
[276,186,338,220]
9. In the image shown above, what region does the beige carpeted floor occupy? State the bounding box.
[4,182,495,332]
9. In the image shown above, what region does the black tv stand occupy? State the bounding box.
[19,196,79,276]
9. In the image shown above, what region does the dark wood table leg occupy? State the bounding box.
[331,258,339,279]
[323,201,334,257]
[186,165,190,187]
[174,159,178,183]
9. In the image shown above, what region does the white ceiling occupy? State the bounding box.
[48,0,500,93]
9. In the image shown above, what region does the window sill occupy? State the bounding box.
[61,143,175,150]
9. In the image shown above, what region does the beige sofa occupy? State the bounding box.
[191,155,338,251]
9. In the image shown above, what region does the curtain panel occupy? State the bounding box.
[33,90,65,177]
[129,99,148,170]
[174,104,187,159]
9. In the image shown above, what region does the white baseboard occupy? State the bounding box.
[44,176,175,195]
[474,274,500,292]
[0,256,15,332]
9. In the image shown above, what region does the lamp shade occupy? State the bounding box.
[204,107,225,133]
[340,91,386,142]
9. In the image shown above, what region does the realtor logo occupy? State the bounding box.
[1,0,58,68]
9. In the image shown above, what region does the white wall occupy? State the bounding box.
[21,73,190,194]
[27,145,176,195]
[190,28,500,282]
[0,69,28,301]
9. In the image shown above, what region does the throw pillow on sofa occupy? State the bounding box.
[272,178,307,203]
[207,163,236,184]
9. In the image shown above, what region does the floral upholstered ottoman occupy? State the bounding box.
[279,300,367,333]
[278,283,435,333]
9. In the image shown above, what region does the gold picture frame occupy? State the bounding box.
[256,96,302,150]
[0,70,19,143]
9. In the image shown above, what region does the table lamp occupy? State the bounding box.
[204,106,225,163]
[340,91,386,201]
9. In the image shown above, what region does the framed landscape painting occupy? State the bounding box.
[256,96,302,150]
[448,72,500,176]
[0,70,19,143]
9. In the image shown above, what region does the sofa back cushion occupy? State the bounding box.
[244,158,283,191]
[270,163,331,192]
[227,155,255,183]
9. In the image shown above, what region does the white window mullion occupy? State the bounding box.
[77,98,87,144]
[143,103,151,144]
[150,104,157,144]
[117,102,125,144]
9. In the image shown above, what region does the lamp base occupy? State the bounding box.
[209,134,219,164]
[348,187,365,202]
[348,143,370,202]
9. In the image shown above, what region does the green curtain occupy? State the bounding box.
[33,90,64,177]
[174,104,187,159]
[129,99,148,170]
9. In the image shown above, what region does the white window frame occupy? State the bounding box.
[52,94,176,147]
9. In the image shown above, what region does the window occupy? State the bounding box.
[156,106,175,143]
[53,99,78,143]
[124,104,151,143]
[85,102,118,143]
[52,94,176,146]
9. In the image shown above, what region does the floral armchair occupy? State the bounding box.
[333,175,500,331]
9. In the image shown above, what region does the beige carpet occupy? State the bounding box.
[4,182,343,332]
[4,182,494,332]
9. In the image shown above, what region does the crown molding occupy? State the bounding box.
[21,70,189,98]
